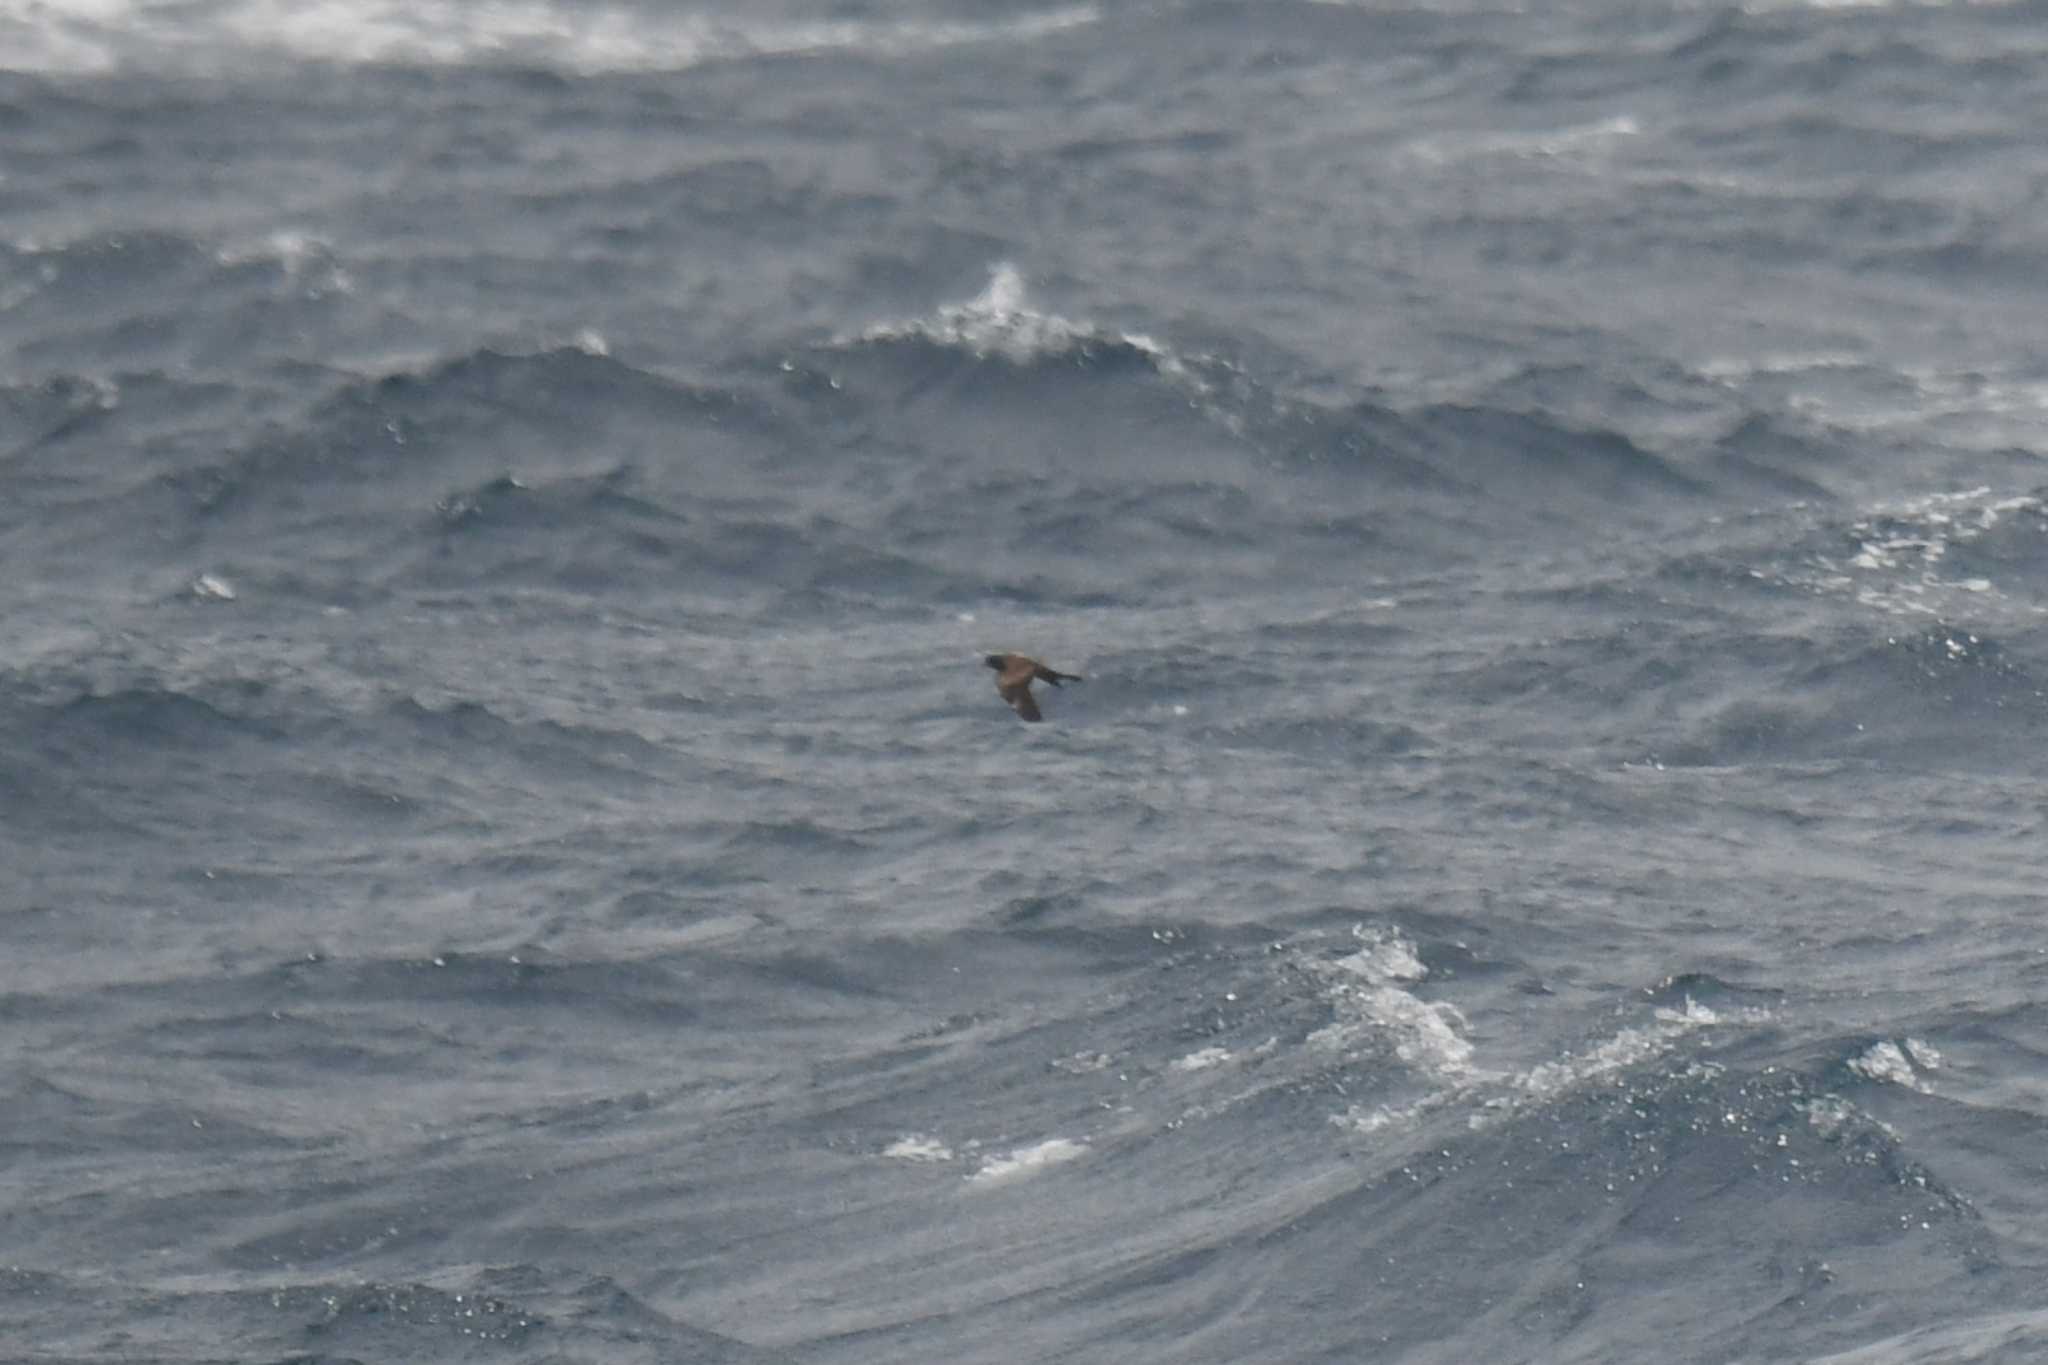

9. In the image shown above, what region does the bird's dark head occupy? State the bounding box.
[983,654,1007,671]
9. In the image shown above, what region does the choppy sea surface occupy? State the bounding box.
[7,1,2048,1360]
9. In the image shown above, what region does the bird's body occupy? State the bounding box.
[985,653,1082,722]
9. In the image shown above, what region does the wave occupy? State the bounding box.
[6,239,1883,613]
[0,228,376,384]
[844,261,1202,378]
[1369,400,1707,503]
[22,683,276,751]
[1294,1032,1979,1361]
[1403,114,1643,167]
[1650,618,2048,769]
[1810,1312,2048,1365]
[15,256,1988,615]
[352,343,762,421]
[151,360,1727,611]
[0,0,1102,77]
[0,371,120,461]
[1,227,212,293]
[826,264,1720,512]
[1,226,326,320]
[426,468,970,603]
[0,1264,765,1361]
[1744,483,2048,627]
[122,345,796,570]
[383,695,665,785]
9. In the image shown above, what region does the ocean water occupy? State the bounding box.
[6,0,2048,1360]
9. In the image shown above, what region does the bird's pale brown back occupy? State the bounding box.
[985,652,1081,722]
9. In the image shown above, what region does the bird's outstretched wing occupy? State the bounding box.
[1006,685,1044,722]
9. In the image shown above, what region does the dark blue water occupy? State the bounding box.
[7,1,2048,1360]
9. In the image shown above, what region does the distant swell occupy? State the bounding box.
[0,1,1104,76]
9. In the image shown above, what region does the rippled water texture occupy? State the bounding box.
[5,0,2048,1360]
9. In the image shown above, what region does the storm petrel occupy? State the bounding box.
[984,653,1082,722]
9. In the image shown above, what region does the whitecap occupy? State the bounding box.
[0,0,1102,76]
[1903,1037,1942,1070]
[216,229,355,296]
[1405,114,1641,166]
[882,1134,954,1163]
[1848,1039,1932,1091]
[848,261,1203,383]
[1784,486,2044,619]
[966,1136,1087,1186]
[1301,925,1486,1085]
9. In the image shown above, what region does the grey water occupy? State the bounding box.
[5,0,2048,1360]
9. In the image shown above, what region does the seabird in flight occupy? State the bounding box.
[984,653,1082,722]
